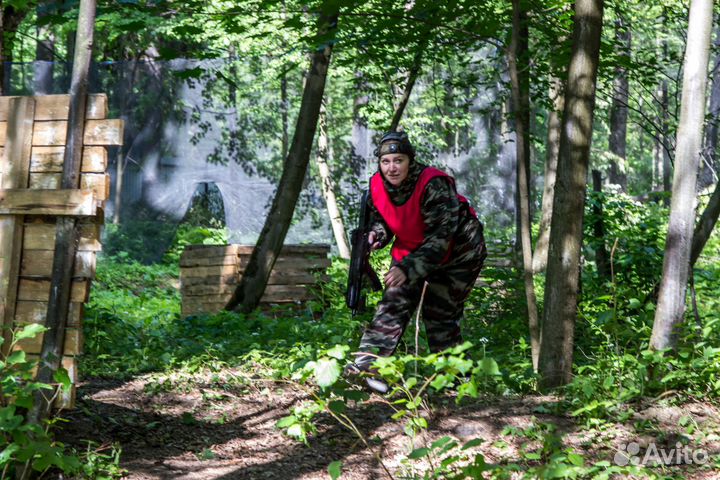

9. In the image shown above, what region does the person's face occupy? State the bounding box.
[379,153,410,186]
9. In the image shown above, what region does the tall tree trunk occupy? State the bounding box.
[538,0,604,389]
[1,6,30,94]
[691,177,720,267]
[591,170,611,278]
[34,1,56,94]
[661,41,672,206]
[699,25,720,190]
[388,45,424,132]
[30,0,96,425]
[317,101,350,259]
[509,0,540,371]
[225,10,338,313]
[608,17,630,191]
[650,0,713,351]
[533,76,564,272]
[281,72,289,160]
[113,148,124,224]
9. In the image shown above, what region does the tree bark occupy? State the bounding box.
[650,0,714,351]
[508,0,540,371]
[317,100,351,259]
[34,1,56,94]
[1,5,30,95]
[225,10,338,313]
[538,0,604,389]
[533,76,564,273]
[608,17,630,191]
[30,0,96,424]
[591,169,611,278]
[388,45,424,132]
[661,41,672,206]
[699,25,720,190]
[691,177,720,267]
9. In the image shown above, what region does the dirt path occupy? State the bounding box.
[56,373,720,479]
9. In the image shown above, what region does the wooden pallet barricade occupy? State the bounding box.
[0,94,121,408]
[180,244,331,316]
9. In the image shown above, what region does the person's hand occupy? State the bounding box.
[368,231,383,250]
[384,266,407,287]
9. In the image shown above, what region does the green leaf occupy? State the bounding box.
[462,438,484,450]
[0,444,19,464]
[328,460,342,479]
[54,368,72,393]
[567,452,584,466]
[14,324,46,341]
[408,447,431,459]
[276,416,297,428]
[314,358,341,388]
[328,400,346,414]
[6,350,26,365]
[325,345,349,360]
[431,436,453,450]
[286,424,304,438]
[478,357,500,376]
[628,298,642,309]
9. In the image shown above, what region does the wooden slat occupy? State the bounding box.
[17,278,88,302]
[15,327,82,355]
[21,250,96,277]
[184,285,314,302]
[180,253,241,268]
[182,245,241,259]
[29,173,110,200]
[181,274,237,288]
[13,119,121,147]
[14,301,82,327]
[180,264,239,279]
[23,222,101,251]
[0,94,107,121]
[0,189,97,216]
[267,256,331,270]
[0,97,35,355]
[30,146,107,173]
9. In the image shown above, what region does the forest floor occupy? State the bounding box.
[57,370,720,480]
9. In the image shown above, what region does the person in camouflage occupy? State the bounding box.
[348,131,487,380]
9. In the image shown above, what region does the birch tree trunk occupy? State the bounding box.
[650,0,713,351]
[225,9,338,313]
[317,101,350,259]
[509,0,540,371]
[608,17,630,191]
[533,76,564,272]
[538,0,604,389]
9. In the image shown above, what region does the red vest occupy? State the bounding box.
[370,167,476,262]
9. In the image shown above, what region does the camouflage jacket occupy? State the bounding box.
[368,162,482,284]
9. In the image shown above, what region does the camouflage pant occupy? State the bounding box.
[357,217,486,362]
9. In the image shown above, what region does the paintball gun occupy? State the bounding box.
[346,190,383,315]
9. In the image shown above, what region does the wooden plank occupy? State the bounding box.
[179,253,241,268]
[184,285,314,302]
[181,273,237,288]
[30,146,107,173]
[19,119,122,147]
[21,250,96,277]
[28,173,109,200]
[15,327,82,355]
[17,278,88,302]
[180,264,239,279]
[0,189,97,216]
[0,94,107,121]
[0,97,35,355]
[14,301,82,328]
[263,256,331,270]
[23,222,101,251]
[182,244,241,259]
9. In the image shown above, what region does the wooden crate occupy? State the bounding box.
[180,244,331,316]
[0,94,121,409]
